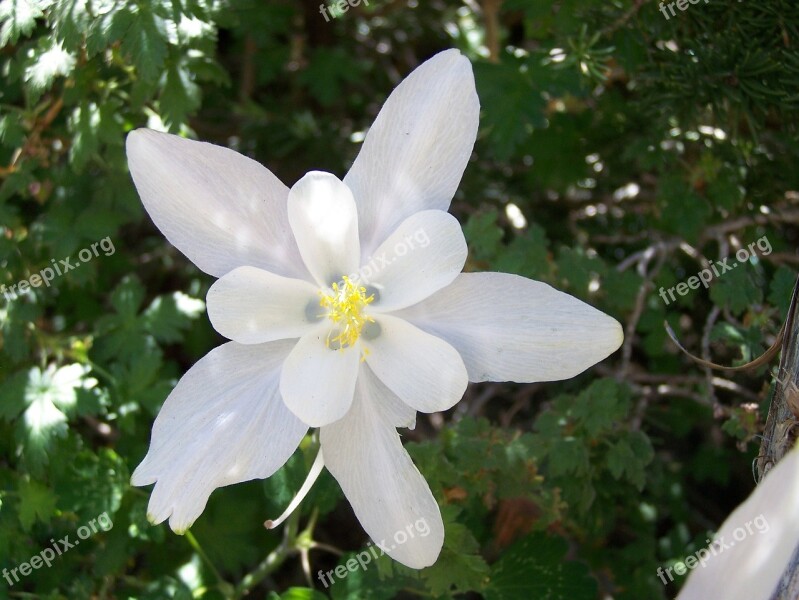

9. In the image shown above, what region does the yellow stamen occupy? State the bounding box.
[319,276,374,351]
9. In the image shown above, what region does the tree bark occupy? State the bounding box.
[758,276,799,599]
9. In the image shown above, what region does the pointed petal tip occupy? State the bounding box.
[125,127,160,153]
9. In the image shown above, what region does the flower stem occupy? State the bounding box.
[185,529,231,594]
[233,508,301,598]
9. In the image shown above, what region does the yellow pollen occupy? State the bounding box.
[319,276,374,351]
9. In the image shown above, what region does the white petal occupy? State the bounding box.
[359,210,467,312]
[288,171,360,287]
[358,362,417,429]
[206,266,320,344]
[344,49,480,258]
[365,314,467,413]
[131,341,307,533]
[395,272,623,383]
[321,375,443,568]
[126,129,308,279]
[279,325,360,427]
[678,445,799,600]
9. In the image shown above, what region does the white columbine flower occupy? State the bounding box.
[127,49,623,569]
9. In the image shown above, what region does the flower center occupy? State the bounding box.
[319,276,374,350]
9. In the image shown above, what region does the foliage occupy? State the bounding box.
[1,0,797,598]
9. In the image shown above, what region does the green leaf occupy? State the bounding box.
[571,378,631,438]
[422,512,489,595]
[548,437,590,477]
[474,58,546,160]
[769,266,796,320]
[494,223,552,280]
[0,0,49,45]
[463,210,503,262]
[657,176,712,243]
[706,165,745,212]
[556,246,608,299]
[16,364,94,468]
[143,292,205,344]
[24,39,76,103]
[708,263,763,316]
[110,275,146,321]
[119,5,168,82]
[52,448,127,522]
[0,369,30,420]
[484,533,597,600]
[68,101,100,171]
[275,588,328,600]
[17,478,57,530]
[50,0,92,47]
[160,60,201,130]
[606,431,653,490]
[298,48,362,106]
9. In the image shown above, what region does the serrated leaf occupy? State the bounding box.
[110,275,146,320]
[160,60,201,129]
[24,40,76,102]
[298,48,362,107]
[120,5,168,81]
[548,437,590,477]
[17,478,57,530]
[474,59,546,160]
[769,266,796,320]
[0,0,50,45]
[50,0,91,47]
[16,364,94,468]
[463,211,503,262]
[708,263,762,316]
[420,508,489,595]
[494,223,552,280]
[571,378,630,438]
[484,533,597,600]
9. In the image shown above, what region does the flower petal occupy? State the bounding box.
[207,266,320,344]
[361,362,417,429]
[344,49,480,257]
[360,210,467,312]
[126,129,308,279]
[279,325,360,427]
[365,314,467,413]
[131,340,307,533]
[288,171,360,287]
[395,272,623,382]
[321,373,444,568]
[678,445,799,600]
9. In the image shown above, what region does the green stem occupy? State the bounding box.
[233,508,301,598]
[185,529,230,594]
